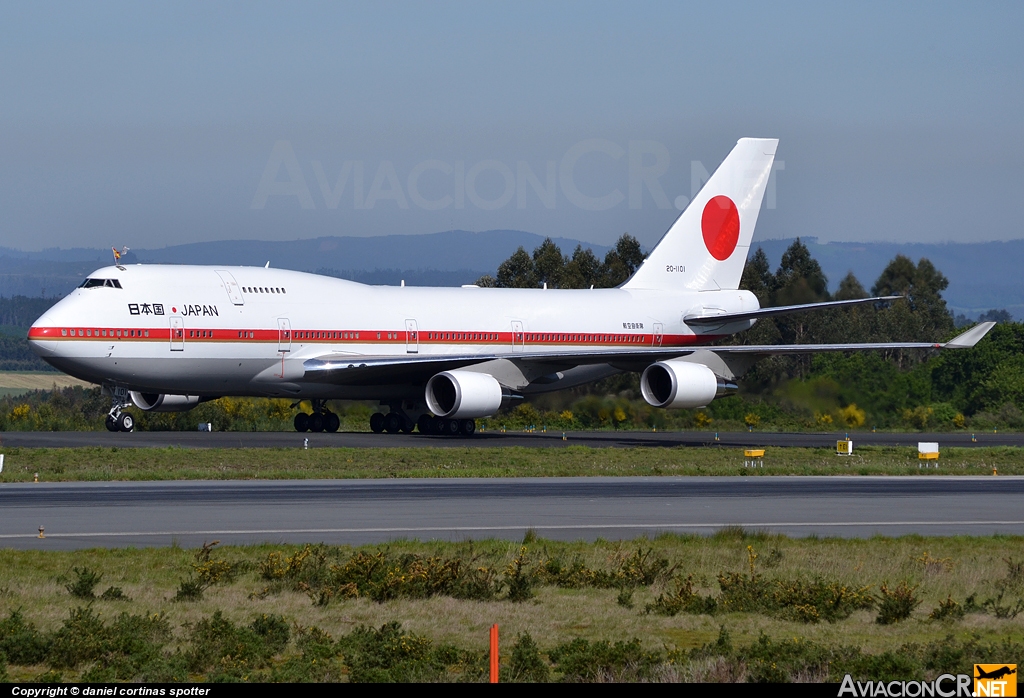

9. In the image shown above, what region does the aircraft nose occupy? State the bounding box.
[27,316,62,358]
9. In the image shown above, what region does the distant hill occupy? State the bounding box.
[1,231,1021,320]
[0,230,610,297]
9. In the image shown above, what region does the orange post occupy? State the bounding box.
[489,624,499,683]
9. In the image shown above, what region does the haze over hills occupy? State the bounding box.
[0,231,1019,320]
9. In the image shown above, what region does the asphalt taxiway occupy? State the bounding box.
[2,476,1021,550]
[1,429,1022,449]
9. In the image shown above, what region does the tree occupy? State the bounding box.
[597,234,646,287]
[739,247,773,305]
[562,246,602,289]
[871,255,954,345]
[483,234,647,290]
[978,309,1013,324]
[834,272,867,301]
[773,238,829,306]
[495,247,537,288]
[531,238,567,288]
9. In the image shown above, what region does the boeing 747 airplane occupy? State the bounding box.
[27,138,994,434]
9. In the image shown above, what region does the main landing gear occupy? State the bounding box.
[105,398,135,432]
[293,400,340,433]
[368,410,475,436]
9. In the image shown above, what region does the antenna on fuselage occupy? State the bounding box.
[265,261,270,268]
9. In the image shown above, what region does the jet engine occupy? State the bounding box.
[130,392,209,413]
[640,360,737,409]
[425,370,504,418]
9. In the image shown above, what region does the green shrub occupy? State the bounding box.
[506,632,549,683]
[548,637,663,682]
[0,610,49,665]
[99,586,130,601]
[718,572,874,623]
[645,575,718,616]
[173,576,206,602]
[505,547,535,602]
[876,582,921,624]
[929,596,965,622]
[184,611,285,676]
[48,606,109,669]
[64,567,103,599]
[339,622,463,683]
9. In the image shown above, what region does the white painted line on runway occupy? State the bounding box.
[3,520,1024,539]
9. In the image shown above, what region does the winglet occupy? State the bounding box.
[943,321,996,349]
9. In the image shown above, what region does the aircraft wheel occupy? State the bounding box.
[400,416,414,434]
[416,414,434,434]
[294,412,310,432]
[324,412,340,433]
[117,413,135,433]
[433,417,447,434]
[369,412,385,433]
[309,413,325,432]
[105,416,118,432]
[444,418,461,436]
[460,419,476,436]
[384,413,402,434]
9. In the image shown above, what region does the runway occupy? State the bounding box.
[1,429,1022,449]
[2,476,1021,550]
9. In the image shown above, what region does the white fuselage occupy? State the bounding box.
[28,265,758,400]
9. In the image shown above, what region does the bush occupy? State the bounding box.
[645,576,718,616]
[64,567,103,599]
[184,612,288,677]
[506,632,549,683]
[47,606,108,669]
[0,610,49,665]
[929,596,964,622]
[99,586,130,601]
[876,582,921,624]
[548,637,663,682]
[505,547,535,602]
[339,622,466,683]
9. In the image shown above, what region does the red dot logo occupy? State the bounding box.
[701,195,740,261]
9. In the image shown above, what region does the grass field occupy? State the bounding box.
[0,444,1021,482]
[0,371,94,398]
[0,531,1022,682]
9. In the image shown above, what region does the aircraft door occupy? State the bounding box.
[215,270,245,305]
[653,323,664,347]
[278,318,291,352]
[511,321,524,352]
[405,319,419,353]
[170,317,184,351]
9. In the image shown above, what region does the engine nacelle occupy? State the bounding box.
[130,392,207,413]
[425,370,504,418]
[640,360,736,409]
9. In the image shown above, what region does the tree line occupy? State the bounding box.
[474,235,1021,431]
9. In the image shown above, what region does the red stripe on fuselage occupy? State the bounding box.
[27,326,722,348]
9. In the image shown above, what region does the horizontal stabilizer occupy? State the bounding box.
[684,295,901,325]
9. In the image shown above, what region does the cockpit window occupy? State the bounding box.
[80,278,123,289]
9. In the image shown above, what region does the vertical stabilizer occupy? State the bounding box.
[623,138,778,291]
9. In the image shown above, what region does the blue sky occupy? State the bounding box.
[1,1,1021,251]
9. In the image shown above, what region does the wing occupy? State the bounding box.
[300,323,995,386]
[707,321,995,354]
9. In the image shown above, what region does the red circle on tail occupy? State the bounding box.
[701,195,740,261]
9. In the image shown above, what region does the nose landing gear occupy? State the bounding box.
[105,398,135,432]
[293,400,340,433]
